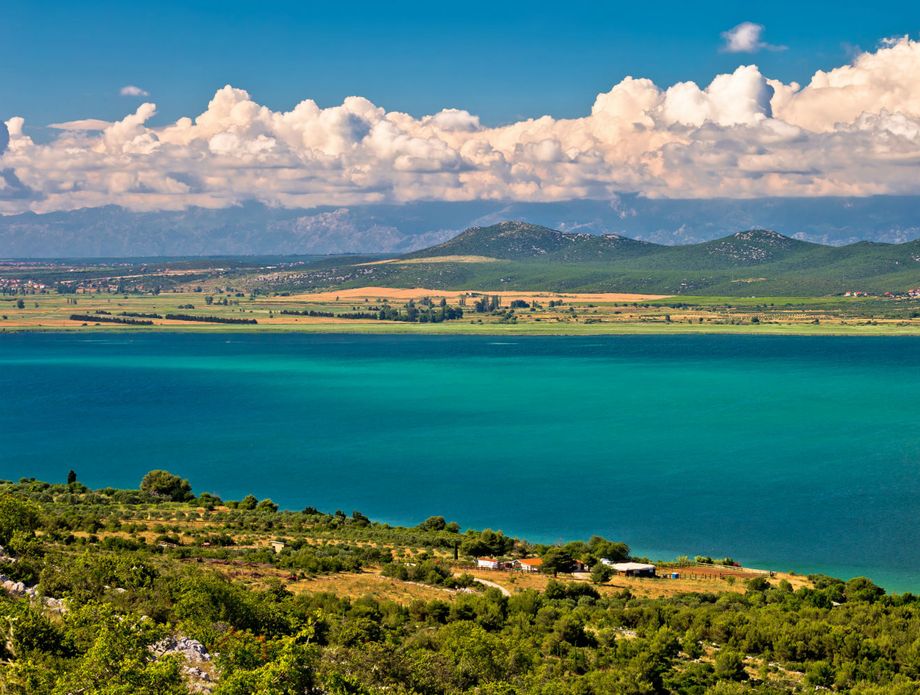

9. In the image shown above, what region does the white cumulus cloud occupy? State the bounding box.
[2,37,920,213]
[120,85,150,97]
[721,22,785,54]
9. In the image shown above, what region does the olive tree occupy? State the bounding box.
[139,470,193,502]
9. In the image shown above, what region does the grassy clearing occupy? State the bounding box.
[466,567,811,600]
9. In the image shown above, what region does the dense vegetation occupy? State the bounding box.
[4,222,919,301]
[69,313,154,326]
[1,474,918,694]
[283,223,920,296]
[280,300,464,323]
[163,314,258,325]
[376,299,464,323]
[120,311,164,319]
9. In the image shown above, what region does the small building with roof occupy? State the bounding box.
[516,557,544,573]
[476,557,502,570]
[603,561,656,577]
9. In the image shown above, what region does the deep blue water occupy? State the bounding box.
[1,333,918,591]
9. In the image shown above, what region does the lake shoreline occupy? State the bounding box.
[3,332,919,593]
[4,322,920,336]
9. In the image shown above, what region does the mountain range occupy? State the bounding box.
[3,195,920,258]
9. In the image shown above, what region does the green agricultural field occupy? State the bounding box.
[2,290,919,336]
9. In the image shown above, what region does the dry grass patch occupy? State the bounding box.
[360,256,500,265]
[466,567,811,599]
[288,571,454,603]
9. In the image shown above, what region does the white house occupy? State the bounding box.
[476,557,501,570]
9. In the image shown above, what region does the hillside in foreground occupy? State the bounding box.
[275,222,920,296]
[1,473,918,693]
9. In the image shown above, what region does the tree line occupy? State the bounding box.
[164,314,258,325]
[69,314,153,326]
[281,301,465,323]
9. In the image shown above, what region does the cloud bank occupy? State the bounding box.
[3,37,920,213]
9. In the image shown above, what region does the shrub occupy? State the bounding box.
[139,470,193,502]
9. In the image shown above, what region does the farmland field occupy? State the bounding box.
[2,288,918,335]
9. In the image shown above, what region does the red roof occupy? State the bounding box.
[518,557,543,566]
[477,557,498,562]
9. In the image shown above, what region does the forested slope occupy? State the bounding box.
[0,475,918,694]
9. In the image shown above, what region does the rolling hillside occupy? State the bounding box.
[405,221,660,262]
[630,229,822,270]
[288,222,920,296]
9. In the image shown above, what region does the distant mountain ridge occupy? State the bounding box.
[2,195,920,258]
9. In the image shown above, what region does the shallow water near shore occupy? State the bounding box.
[2,333,918,591]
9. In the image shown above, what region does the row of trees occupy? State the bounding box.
[279,309,334,317]
[280,301,464,323]
[119,311,163,319]
[69,314,153,326]
[163,314,257,325]
[380,299,464,322]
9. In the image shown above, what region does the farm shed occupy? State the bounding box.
[605,561,656,577]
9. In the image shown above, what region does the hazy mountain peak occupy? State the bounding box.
[733,229,792,242]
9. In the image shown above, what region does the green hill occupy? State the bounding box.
[405,221,660,262]
[632,229,822,270]
[285,222,920,296]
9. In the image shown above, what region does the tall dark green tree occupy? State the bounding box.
[542,548,575,576]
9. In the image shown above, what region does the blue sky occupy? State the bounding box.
[2,0,918,127]
[3,1,920,214]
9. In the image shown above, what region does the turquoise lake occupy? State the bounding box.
[1,333,918,591]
